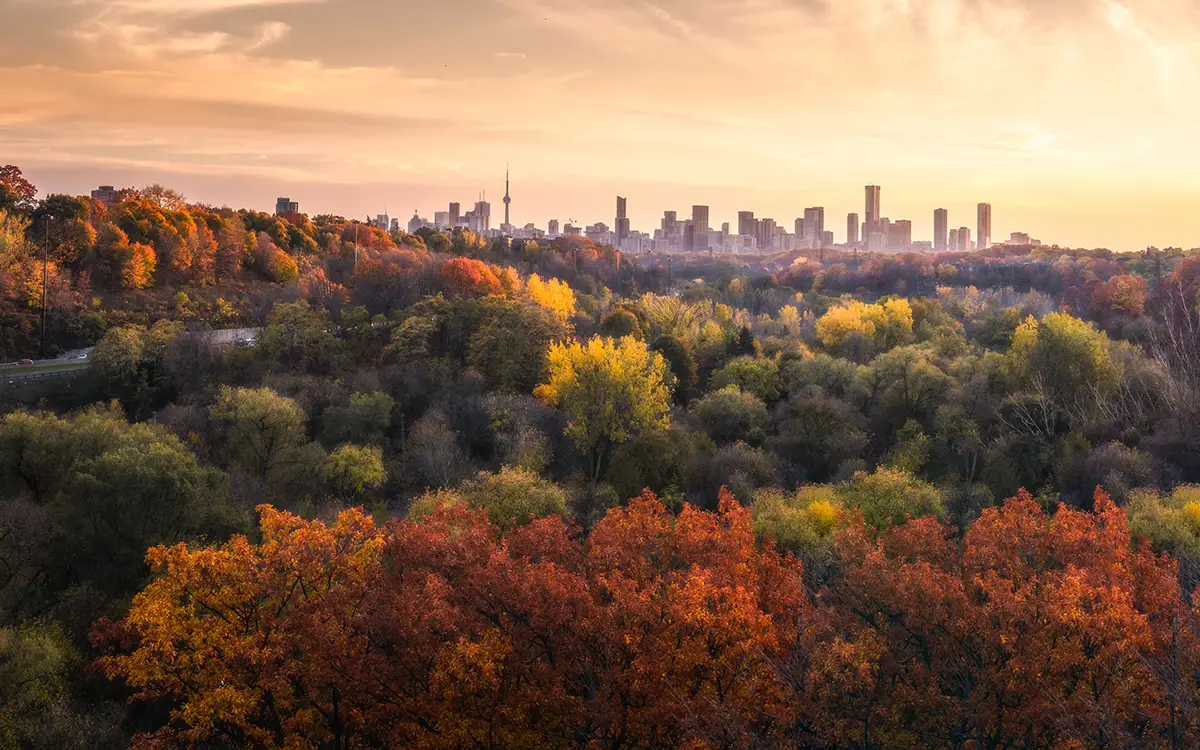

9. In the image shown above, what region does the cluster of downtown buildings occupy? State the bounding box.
[274,181,1042,256]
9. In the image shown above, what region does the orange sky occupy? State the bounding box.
[3,0,1200,249]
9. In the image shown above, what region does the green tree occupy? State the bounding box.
[322,392,394,447]
[409,466,568,532]
[692,385,770,446]
[467,300,568,393]
[708,355,783,402]
[536,336,671,485]
[650,334,696,403]
[209,387,311,489]
[258,301,345,375]
[323,444,387,499]
[1008,312,1118,409]
[837,466,944,530]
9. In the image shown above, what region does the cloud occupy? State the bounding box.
[494,51,527,59]
[73,0,326,16]
[248,21,291,50]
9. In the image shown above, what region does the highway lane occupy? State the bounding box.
[0,327,261,383]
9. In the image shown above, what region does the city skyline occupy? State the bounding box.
[7,0,1200,250]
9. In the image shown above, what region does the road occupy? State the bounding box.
[0,327,261,383]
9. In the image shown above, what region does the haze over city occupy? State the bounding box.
[5,0,1200,249]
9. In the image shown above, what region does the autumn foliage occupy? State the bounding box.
[97,486,1200,749]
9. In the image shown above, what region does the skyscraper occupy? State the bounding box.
[804,207,825,248]
[958,226,972,251]
[794,218,805,242]
[934,209,949,252]
[473,199,491,233]
[865,186,881,233]
[548,219,560,236]
[948,228,960,252]
[738,211,755,237]
[502,168,512,229]
[847,213,860,245]
[888,220,912,251]
[616,196,630,246]
[757,219,777,251]
[977,203,992,251]
[449,202,461,226]
[691,205,710,252]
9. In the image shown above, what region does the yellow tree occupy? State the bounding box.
[536,336,671,485]
[526,273,576,323]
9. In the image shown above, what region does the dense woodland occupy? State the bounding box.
[8,164,1200,747]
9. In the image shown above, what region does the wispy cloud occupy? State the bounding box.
[493,51,527,59]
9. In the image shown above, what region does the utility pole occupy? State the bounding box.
[667,254,673,289]
[40,214,52,360]
[354,222,359,275]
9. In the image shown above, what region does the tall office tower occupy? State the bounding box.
[615,196,630,246]
[865,185,881,232]
[721,222,730,235]
[934,208,949,252]
[662,211,677,233]
[757,219,777,251]
[503,168,512,228]
[691,205,710,251]
[683,221,696,252]
[738,211,755,237]
[821,231,834,249]
[474,200,491,233]
[804,207,825,248]
[847,213,860,245]
[977,203,992,251]
[794,218,806,243]
[889,220,912,251]
[275,197,299,216]
[948,228,960,252]
[449,202,461,226]
[548,219,560,236]
[958,227,972,251]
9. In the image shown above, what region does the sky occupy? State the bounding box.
[3,0,1200,250]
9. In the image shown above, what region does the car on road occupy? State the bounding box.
[17,359,33,366]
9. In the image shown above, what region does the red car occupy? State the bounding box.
[17,359,33,366]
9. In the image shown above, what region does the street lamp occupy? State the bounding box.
[40,214,53,360]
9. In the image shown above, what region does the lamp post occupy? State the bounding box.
[40,214,53,360]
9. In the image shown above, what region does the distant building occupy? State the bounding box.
[911,241,933,252]
[866,232,887,252]
[738,211,755,237]
[434,211,451,229]
[1006,232,1040,246]
[757,218,777,251]
[91,185,118,206]
[794,218,806,246]
[472,200,491,233]
[548,219,560,237]
[821,230,834,249]
[958,227,972,252]
[803,207,825,249]
[721,222,730,235]
[934,208,949,252]
[948,228,960,252]
[977,203,992,251]
[847,213,860,245]
[691,205,710,252]
[275,197,299,216]
[449,202,461,225]
[616,196,630,246]
[390,218,400,232]
[407,213,427,233]
[373,214,390,231]
[865,185,881,234]
[888,220,912,251]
